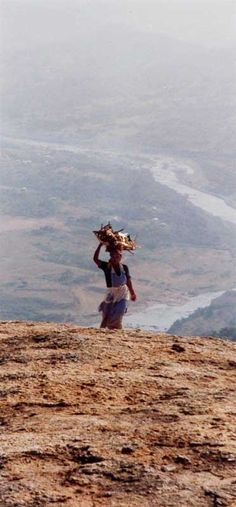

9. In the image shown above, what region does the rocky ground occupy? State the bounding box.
[0,321,236,507]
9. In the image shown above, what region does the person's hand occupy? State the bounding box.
[130,292,137,301]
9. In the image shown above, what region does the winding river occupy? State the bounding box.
[3,135,236,225]
[125,291,224,331]
[149,157,236,225]
[3,135,236,330]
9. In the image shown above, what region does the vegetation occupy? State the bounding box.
[1,4,235,326]
[211,328,236,341]
[169,291,236,340]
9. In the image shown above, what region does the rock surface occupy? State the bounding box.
[0,321,236,507]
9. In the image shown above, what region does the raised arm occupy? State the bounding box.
[93,242,103,266]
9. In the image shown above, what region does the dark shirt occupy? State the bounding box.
[98,261,130,288]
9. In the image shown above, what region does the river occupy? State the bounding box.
[3,134,236,225]
[3,135,235,330]
[125,291,224,331]
[149,157,236,225]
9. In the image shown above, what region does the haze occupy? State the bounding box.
[2,0,236,52]
[0,0,235,333]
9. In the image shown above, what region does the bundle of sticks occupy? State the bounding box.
[93,223,136,253]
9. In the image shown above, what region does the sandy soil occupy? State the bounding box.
[0,321,235,506]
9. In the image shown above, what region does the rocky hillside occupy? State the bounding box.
[0,321,236,507]
[169,291,236,339]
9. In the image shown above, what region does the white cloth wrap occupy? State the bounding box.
[105,284,130,304]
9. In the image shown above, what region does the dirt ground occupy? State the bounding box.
[0,321,235,507]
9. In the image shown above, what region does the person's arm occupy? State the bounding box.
[127,277,137,301]
[93,242,103,266]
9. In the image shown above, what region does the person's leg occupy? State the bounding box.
[100,302,112,328]
[107,315,123,329]
[107,300,127,330]
[100,313,108,328]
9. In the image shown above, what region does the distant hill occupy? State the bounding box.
[1,139,235,325]
[1,1,236,326]
[2,3,235,169]
[169,290,236,339]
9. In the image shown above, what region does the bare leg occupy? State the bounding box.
[107,315,123,329]
[100,314,108,328]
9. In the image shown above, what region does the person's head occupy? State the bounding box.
[109,250,122,266]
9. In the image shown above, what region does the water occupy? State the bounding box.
[3,135,236,225]
[3,135,235,329]
[150,157,236,225]
[125,290,224,331]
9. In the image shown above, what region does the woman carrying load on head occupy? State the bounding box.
[93,243,137,329]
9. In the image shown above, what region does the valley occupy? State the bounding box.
[1,137,235,328]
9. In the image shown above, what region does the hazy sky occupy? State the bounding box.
[2,0,235,157]
[2,0,236,53]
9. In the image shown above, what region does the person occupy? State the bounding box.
[93,242,137,329]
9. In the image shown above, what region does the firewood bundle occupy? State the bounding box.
[93,223,136,253]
